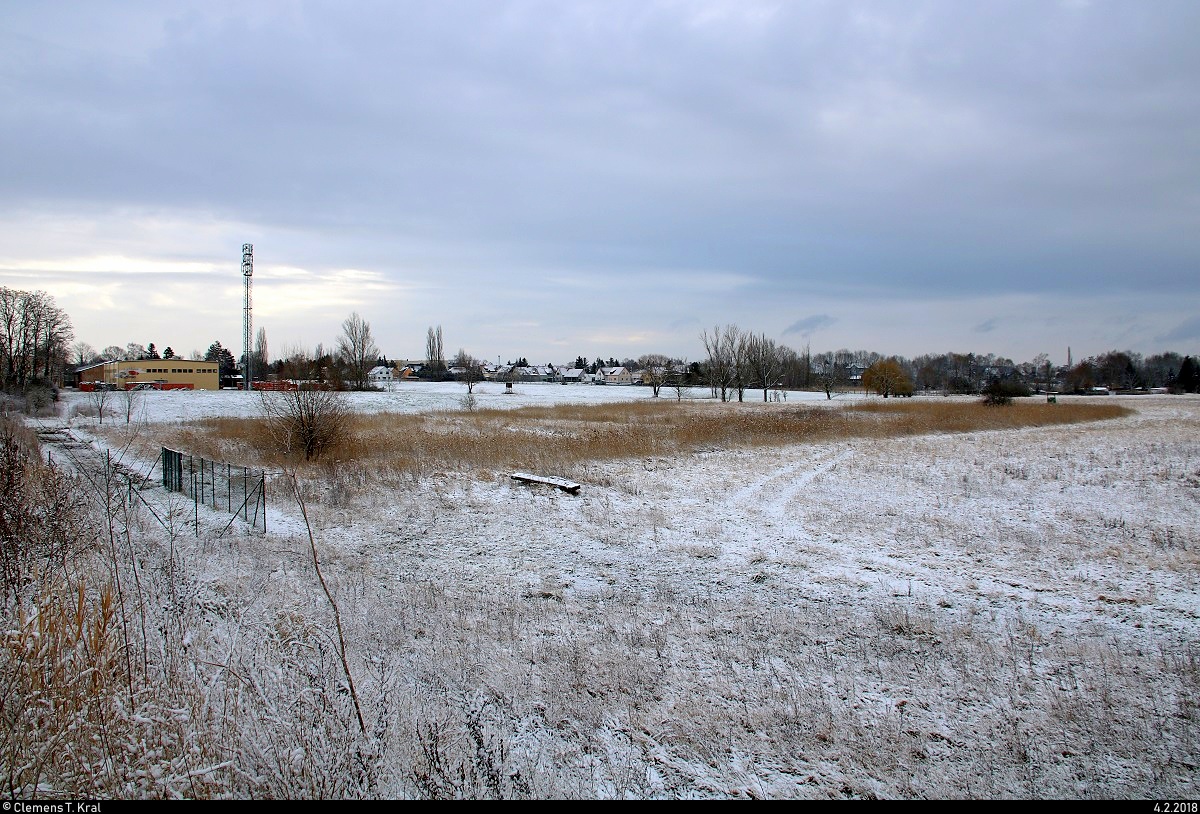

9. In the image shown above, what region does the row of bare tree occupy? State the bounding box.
[264,312,382,391]
[699,324,832,402]
[0,287,74,394]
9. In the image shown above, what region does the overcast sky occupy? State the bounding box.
[2,0,1197,366]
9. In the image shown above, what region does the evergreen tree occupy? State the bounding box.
[1177,356,1199,393]
[205,340,237,381]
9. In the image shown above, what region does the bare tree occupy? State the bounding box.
[0,288,21,389]
[699,324,754,402]
[260,350,350,461]
[453,348,484,394]
[425,325,445,374]
[813,352,845,400]
[745,333,781,401]
[117,383,144,425]
[776,343,808,392]
[254,326,269,383]
[671,358,690,401]
[36,296,73,384]
[637,353,672,397]
[722,325,752,402]
[0,287,74,391]
[87,384,112,425]
[71,342,98,366]
[700,325,734,402]
[337,312,379,391]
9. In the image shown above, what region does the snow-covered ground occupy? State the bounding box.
[41,385,1200,798]
[62,379,843,423]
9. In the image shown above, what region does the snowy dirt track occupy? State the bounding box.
[44,386,1200,798]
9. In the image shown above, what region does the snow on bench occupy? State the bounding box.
[510,472,582,494]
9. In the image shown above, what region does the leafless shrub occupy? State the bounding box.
[0,417,90,598]
[117,385,143,424]
[0,393,23,415]
[86,386,112,425]
[23,385,56,416]
[259,386,351,461]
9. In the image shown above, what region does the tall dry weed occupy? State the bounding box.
[1,580,122,796]
[0,419,91,600]
[165,399,1135,484]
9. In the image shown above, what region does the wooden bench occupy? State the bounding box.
[510,472,581,494]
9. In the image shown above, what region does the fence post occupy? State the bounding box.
[192,466,198,536]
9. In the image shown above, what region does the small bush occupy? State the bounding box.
[981,379,1030,406]
[982,382,1012,406]
[259,387,351,461]
[24,377,59,414]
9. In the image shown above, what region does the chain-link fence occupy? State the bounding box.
[161,447,266,533]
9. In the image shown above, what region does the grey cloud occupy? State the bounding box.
[668,316,701,331]
[2,2,1197,362]
[783,314,836,337]
[1156,316,1200,343]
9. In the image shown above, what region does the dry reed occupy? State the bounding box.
[163,398,1134,479]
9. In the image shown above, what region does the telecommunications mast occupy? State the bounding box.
[242,243,253,391]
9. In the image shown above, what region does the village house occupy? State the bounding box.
[367,365,396,385]
[599,366,634,385]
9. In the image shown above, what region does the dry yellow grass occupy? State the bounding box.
[164,398,1134,479]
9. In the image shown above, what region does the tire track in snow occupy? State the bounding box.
[729,447,855,520]
[727,446,949,598]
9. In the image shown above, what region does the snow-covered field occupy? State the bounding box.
[39,385,1200,798]
[64,379,840,422]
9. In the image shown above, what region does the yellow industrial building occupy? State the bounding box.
[77,359,220,391]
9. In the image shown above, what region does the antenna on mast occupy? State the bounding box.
[242,243,253,391]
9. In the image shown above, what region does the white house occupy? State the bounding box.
[600,366,634,385]
[368,365,396,384]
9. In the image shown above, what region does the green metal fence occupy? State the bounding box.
[161,447,266,534]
